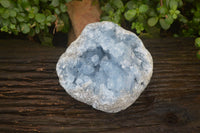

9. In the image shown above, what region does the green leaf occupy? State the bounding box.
[2,19,10,26]
[102,3,114,13]
[44,9,52,16]
[2,9,9,19]
[172,14,177,19]
[124,9,136,21]
[131,22,136,29]
[139,4,148,13]
[60,3,67,13]
[113,14,121,24]
[175,10,180,14]
[21,0,30,9]
[112,0,123,9]
[13,8,19,13]
[165,0,170,7]
[17,15,25,22]
[9,10,17,17]
[159,6,168,14]
[159,18,170,30]
[148,17,158,27]
[10,24,16,29]
[47,15,56,22]
[46,22,51,26]
[16,2,24,12]
[120,6,125,12]
[55,8,60,15]
[134,22,144,34]
[39,23,45,29]
[28,13,34,19]
[35,13,46,23]
[51,0,59,7]
[1,26,8,32]
[169,0,178,10]
[195,37,200,48]
[32,6,39,14]
[10,18,17,24]
[20,23,30,34]
[108,10,114,16]
[0,0,11,8]
[165,15,174,24]
[126,1,134,10]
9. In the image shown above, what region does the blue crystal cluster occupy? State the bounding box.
[56,22,153,113]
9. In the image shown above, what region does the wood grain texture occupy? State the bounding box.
[0,38,200,133]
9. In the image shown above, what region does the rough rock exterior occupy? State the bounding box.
[56,21,153,113]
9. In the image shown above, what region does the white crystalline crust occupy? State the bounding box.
[56,21,153,113]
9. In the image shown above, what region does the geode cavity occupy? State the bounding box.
[56,21,153,113]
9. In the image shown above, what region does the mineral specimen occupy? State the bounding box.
[56,21,153,113]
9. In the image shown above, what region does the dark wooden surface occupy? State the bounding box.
[0,38,200,133]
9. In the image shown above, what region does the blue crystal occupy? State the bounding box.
[56,21,153,113]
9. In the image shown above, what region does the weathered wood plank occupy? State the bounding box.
[0,38,200,132]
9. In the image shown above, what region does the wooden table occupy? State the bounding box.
[0,38,199,132]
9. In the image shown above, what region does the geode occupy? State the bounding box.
[56,21,153,113]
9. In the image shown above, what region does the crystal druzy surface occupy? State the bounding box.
[56,21,153,113]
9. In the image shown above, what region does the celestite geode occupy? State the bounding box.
[56,21,153,113]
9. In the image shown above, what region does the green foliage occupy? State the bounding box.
[124,9,136,21]
[0,0,71,45]
[101,0,183,34]
[100,0,200,59]
[195,38,200,48]
[147,17,158,27]
[100,0,124,24]
[181,1,200,59]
